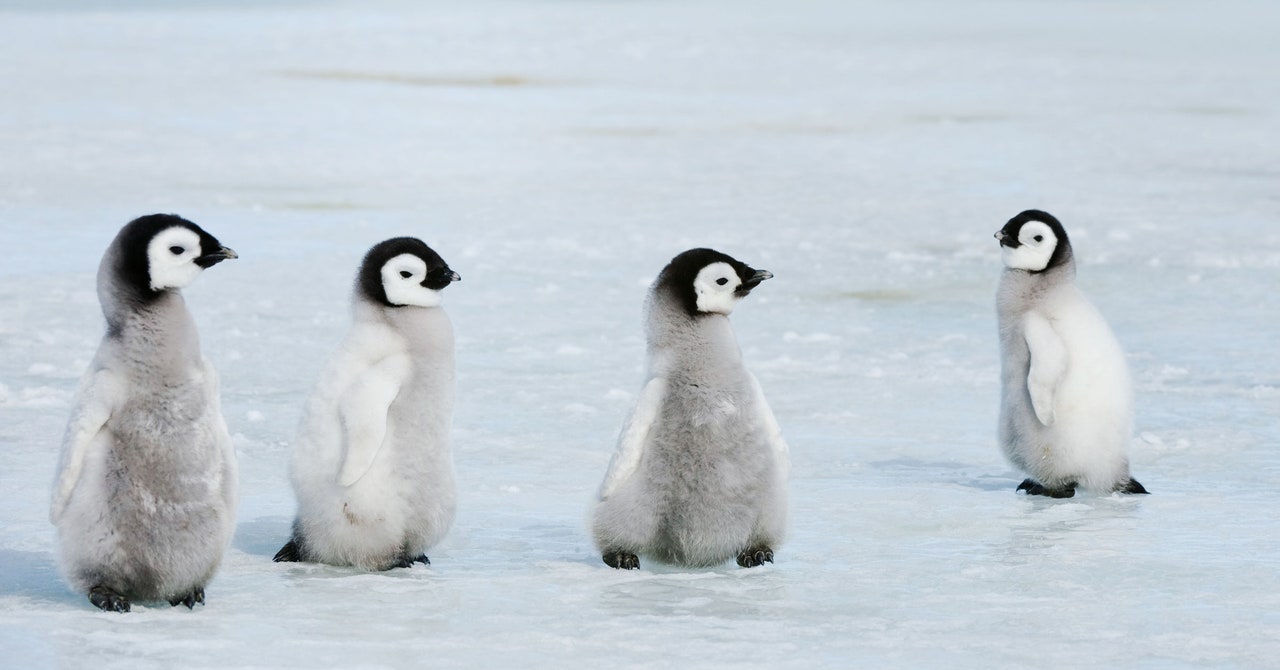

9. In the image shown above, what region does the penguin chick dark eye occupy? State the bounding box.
[716,278,729,286]
[170,246,185,255]
[1033,235,1044,243]
[399,271,413,279]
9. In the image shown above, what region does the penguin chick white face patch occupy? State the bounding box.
[147,227,206,290]
[381,253,443,307]
[693,262,743,315]
[1001,221,1058,272]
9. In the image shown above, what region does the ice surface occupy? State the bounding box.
[1,0,1278,668]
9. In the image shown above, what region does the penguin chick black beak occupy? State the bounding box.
[737,269,774,294]
[994,230,1017,248]
[195,246,238,268]
[422,270,461,289]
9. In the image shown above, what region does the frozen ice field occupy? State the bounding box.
[1,0,1278,667]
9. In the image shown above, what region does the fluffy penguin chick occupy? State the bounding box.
[995,209,1148,498]
[592,248,789,569]
[51,214,239,613]
[274,237,461,571]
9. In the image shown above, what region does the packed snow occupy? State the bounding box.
[2,0,1278,667]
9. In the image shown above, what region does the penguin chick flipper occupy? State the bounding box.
[598,377,667,500]
[272,539,302,563]
[88,586,130,613]
[1118,478,1150,495]
[1016,478,1076,498]
[736,547,774,568]
[602,552,639,570]
[168,587,205,609]
[748,372,790,472]
[50,370,123,523]
[1023,313,1067,427]
[335,354,411,487]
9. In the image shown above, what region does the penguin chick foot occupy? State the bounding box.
[602,552,639,570]
[272,539,302,563]
[88,586,131,613]
[1118,478,1150,495]
[1017,478,1076,498]
[390,554,431,569]
[169,587,205,609]
[736,547,774,568]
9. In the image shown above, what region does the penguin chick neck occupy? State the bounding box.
[352,296,453,357]
[100,286,204,382]
[645,290,743,382]
[998,254,1077,318]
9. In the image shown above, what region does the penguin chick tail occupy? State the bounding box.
[1118,478,1150,495]
[273,538,303,563]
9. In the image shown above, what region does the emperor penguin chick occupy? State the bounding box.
[592,248,789,570]
[995,209,1148,498]
[51,214,239,613]
[275,237,461,571]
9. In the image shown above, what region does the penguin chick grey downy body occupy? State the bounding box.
[592,248,789,570]
[995,209,1148,498]
[51,214,238,613]
[274,237,460,571]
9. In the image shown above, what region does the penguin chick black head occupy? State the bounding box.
[655,248,773,317]
[358,237,460,308]
[995,209,1073,273]
[110,213,237,300]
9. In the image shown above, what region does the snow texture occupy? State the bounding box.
[2,0,1279,668]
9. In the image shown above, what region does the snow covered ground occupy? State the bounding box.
[2,0,1278,667]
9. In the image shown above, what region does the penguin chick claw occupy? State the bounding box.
[737,547,775,568]
[88,586,130,613]
[168,587,205,609]
[390,555,432,569]
[1016,479,1077,498]
[603,552,640,570]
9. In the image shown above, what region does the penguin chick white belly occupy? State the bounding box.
[1003,290,1132,491]
[289,347,457,570]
